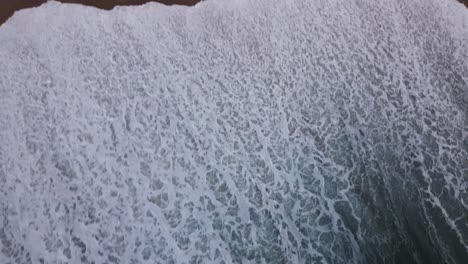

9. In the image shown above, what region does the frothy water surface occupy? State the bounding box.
[0,0,467,263]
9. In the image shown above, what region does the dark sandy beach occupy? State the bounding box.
[0,0,467,27]
[0,0,201,26]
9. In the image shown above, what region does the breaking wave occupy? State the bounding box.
[0,0,467,263]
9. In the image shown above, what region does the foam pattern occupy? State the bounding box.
[0,0,467,263]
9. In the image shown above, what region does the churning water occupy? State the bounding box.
[0,0,467,263]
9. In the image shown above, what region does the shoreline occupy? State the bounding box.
[0,0,201,26]
[0,0,467,27]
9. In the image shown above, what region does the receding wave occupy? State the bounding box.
[0,0,467,263]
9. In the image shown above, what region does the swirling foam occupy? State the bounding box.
[0,0,467,263]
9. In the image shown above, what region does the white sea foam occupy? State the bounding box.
[0,0,467,263]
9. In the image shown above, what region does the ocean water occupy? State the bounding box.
[0,0,467,263]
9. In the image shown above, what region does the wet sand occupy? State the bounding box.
[0,0,467,27]
[0,1,201,26]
